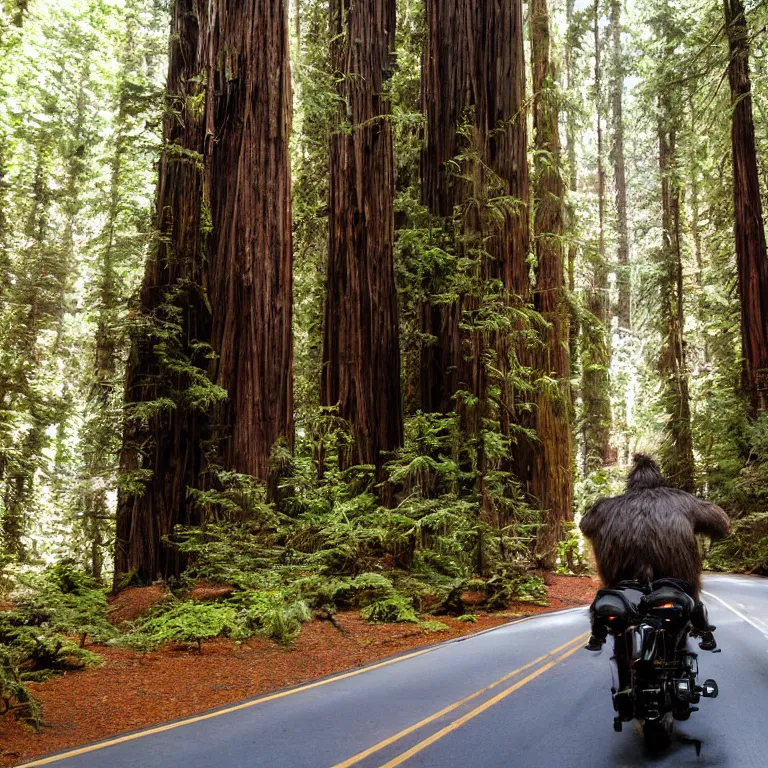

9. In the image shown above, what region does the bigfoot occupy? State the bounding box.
[580,454,730,650]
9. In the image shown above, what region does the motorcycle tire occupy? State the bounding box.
[643,715,673,752]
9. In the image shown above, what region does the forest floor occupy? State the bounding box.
[0,574,599,767]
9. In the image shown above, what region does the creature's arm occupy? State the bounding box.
[691,500,731,541]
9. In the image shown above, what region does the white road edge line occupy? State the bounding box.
[702,589,768,638]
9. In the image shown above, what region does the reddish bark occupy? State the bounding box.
[208,0,295,486]
[530,0,573,564]
[116,0,294,582]
[321,0,403,471]
[116,0,210,583]
[565,0,579,381]
[419,0,529,419]
[724,0,768,415]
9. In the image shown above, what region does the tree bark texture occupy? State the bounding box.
[208,0,294,486]
[116,0,210,583]
[529,0,573,565]
[0,139,9,308]
[724,0,768,415]
[321,0,403,472]
[581,0,612,473]
[116,0,294,582]
[658,101,694,492]
[419,0,529,418]
[609,0,630,333]
[565,0,580,394]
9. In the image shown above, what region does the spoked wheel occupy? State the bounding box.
[643,714,673,752]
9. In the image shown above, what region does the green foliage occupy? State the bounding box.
[706,514,768,575]
[125,589,313,651]
[419,620,450,632]
[0,0,168,570]
[360,594,419,624]
[132,601,240,652]
[244,595,312,646]
[556,522,589,575]
[484,570,547,611]
[14,561,116,643]
[293,572,397,611]
[457,614,477,623]
[0,647,42,730]
[0,562,104,728]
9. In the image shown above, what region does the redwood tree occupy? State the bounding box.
[724,0,768,415]
[421,0,529,420]
[321,0,403,471]
[208,0,294,486]
[116,0,294,582]
[530,0,573,563]
[115,0,211,583]
[419,0,529,420]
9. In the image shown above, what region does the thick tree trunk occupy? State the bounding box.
[565,0,580,390]
[115,0,211,583]
[658,103,694,492]
[724,0,768,415]
[0,138,8,308]
[609,0,630,333]
[321,0,403,472]
[116,0,294,583]
[208,0,294,490]
[419,0,529,421]
[582,0,612,473]
[530,0,573,565]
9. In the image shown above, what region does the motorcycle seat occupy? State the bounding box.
[592,585,645,631]
[643,584,696,614]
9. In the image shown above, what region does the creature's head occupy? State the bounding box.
[626,453,666,491]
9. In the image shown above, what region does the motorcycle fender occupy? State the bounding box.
[629,624,657,662]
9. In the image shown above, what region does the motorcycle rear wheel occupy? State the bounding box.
[643,715,673,752]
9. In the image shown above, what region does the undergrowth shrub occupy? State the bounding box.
[122,590,314,651]
[132,601,240,652]
[706,513,768,574]
[105,408,552,658]
[227,590,311,644]
[14,561,116,645]
[484,569,547,610]
[0,561,106,728]
[0,648,41,729]
[419,620,450,632]
[700,414,768,573]
[556,522,589,575]
[360,594,419,623]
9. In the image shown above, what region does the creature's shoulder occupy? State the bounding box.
[580,494,626,534]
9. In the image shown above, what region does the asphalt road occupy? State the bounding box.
[19,574,768,768]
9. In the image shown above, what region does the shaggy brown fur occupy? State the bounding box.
[580,454,731,598]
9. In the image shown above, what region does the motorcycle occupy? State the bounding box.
[591,578,720,749]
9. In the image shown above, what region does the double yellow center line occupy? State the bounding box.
[332,631,589,768]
